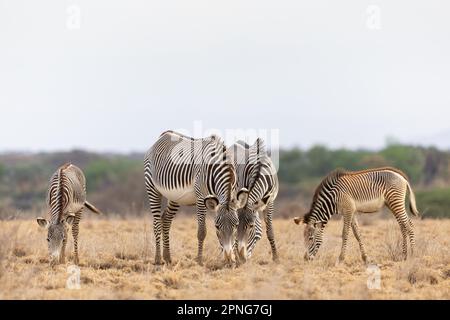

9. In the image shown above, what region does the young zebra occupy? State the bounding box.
[36,163,101,266]
[144,131,246,265]
[294,167,419,262]
[227,139,279,263]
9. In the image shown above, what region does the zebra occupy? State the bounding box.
[227,138,279,263]
[36,163,102,266]
[293,167,419,262]
[144,130,246,265]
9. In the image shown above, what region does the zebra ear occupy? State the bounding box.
[314,221,324,228]
[293,217,303,225]
[36,217,49,228]
[65,215,76,226]
[236,188,249,209]
[252,195,270,212]
[204,196,219,212]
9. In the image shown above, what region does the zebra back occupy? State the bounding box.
[228,138,278,208]
[47,163,86,223]
[145,131,236,206]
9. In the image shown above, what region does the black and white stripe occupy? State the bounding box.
[144,130,243,265]
[227,138,279,262]
[294,167,419,262]
[36,163,101,266]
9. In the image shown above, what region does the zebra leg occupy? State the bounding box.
[162,201,180,264]
[145,178,163,265]
[386,192,410,260]
[60,233,68,264]
[264,201,278,262]
[339,210,354,262]
[394,213,409,260]
[351,216,368,263]
[196,201,207,265]
[407,218,416,256]
[71,209,82,265]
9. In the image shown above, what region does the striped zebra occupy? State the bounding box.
[36,163,101,266]
[294,167,419,262]
[144,130,246,265]
[227,138,279,263]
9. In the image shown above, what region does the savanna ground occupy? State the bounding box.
[0,214,449,299]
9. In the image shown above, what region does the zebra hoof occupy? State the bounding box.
[163,252,172,264]
[362,255,371,264]
[152,265,162,272]
[196,257,204,266]
[272,254,280,263]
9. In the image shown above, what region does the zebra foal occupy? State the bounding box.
[36,163,102,266]
[294,167,419,262]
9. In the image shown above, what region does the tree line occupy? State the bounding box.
[0,143,449,218]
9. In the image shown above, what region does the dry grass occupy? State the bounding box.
[0,215,449,299]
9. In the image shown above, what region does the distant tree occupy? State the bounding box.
[306,145,334,177]
[357,154,389,169]
[422,147,449,186]
[0,163,4,180]
[278,148,307,184]
[380,145,426,183]
[330,149,369,170]
[84,158,141,192]
[416,188,450,218]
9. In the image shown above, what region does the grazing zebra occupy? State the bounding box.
[227,139,279,263]
[36,163,102,266]
[294,167,419,262]
[144,130,246,265]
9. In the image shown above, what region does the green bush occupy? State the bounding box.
[84,158,141,192]
[415,188,450,219]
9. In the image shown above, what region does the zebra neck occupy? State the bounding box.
[51,167,68,223]
[308,208,332,225]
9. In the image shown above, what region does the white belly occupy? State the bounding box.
[156,184,196,206]
[355,196,385,213]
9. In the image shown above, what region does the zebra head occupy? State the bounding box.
[36,215,75,266]
[204,189,247,264]
[294,216,325,260]
[235,188,267,262]
[236,206,262,263]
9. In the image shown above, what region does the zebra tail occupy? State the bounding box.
[407,183,420,217]
[84,201,102,215]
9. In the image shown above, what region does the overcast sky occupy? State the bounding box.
[1,0,449,152]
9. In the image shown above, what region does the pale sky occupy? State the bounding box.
[1,0,449,152]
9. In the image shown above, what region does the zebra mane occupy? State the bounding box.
[345,167,410,182]
[304,168,346,223]
[52,163,71,223]
[236,140,250,148]
[210,138,236,207]
[248,138,267,192]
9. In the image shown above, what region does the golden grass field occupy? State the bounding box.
[0,215,449,299]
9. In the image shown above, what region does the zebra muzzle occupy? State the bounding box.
[223,248,235,264]
[238,245,247,262]
[49,254,59,267]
